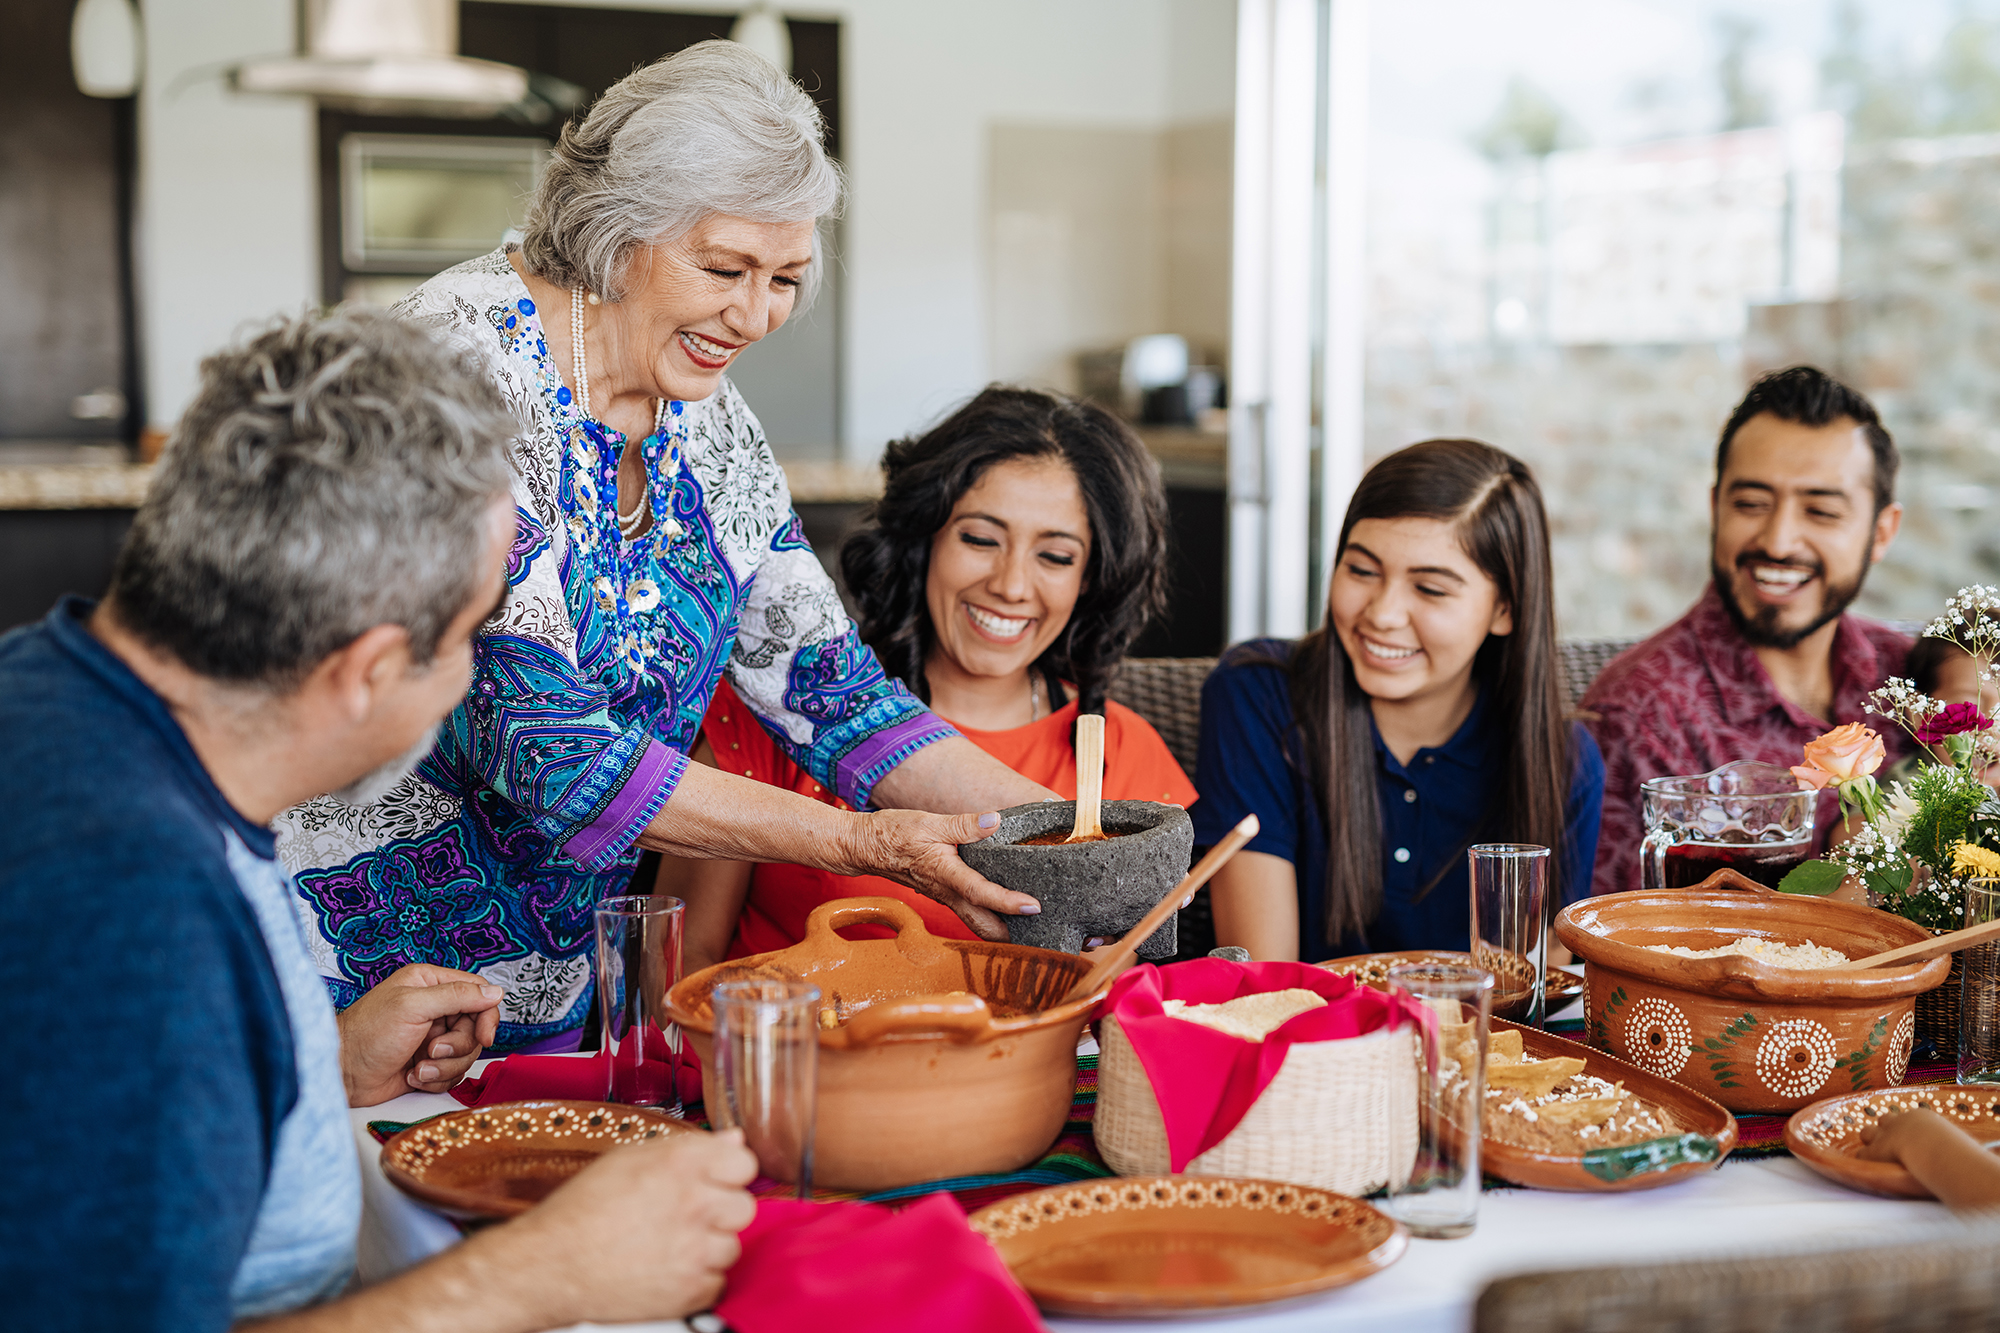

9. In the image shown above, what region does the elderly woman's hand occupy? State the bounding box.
[835,808,1042,940]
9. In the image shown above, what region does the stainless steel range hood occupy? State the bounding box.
[234,0,529,119]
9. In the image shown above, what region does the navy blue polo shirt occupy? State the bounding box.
[0,600,297,1331]
[1190,639,1605,963]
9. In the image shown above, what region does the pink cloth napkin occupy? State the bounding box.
[718,1195,1043,1333]
[1106,959,1432,1170]
[448,1049,702,1108]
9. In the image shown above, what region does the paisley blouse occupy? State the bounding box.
[273,249,954,1050]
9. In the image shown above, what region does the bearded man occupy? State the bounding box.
[1582,365,1909,894]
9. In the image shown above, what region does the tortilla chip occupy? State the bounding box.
[1535,1095,1623,1127]
[1161,988,1328,1041]
[1487,1056,1588,1098]
[1489,1029,1525,1064]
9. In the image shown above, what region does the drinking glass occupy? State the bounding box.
[711,977,821,1200]
[1383,962,1493,1239]
[1469,844,1550,1025]
[1640,760,1816,890]
[594,895,684,1114]
[1960,880,2000,1085]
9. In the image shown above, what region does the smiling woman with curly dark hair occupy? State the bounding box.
[844,385,1171,716]
[668,385,1198,967]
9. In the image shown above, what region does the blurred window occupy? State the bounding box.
[1365,0,2000,635]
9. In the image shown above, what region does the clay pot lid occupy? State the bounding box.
[1554,875,1948,1000]
[379,1100,692,1220]
[1787,1085,2000,1199]
[967,1175,1407,1315]
[665,896,1111,1047]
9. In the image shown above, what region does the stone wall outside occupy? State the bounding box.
[1365,133,2000,640]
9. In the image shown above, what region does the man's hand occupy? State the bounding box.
[835,808,1041,941]
[487,1129,759,1327]
[337,964,504,1107]
[249,1127,759,1333]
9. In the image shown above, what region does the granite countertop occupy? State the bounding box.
[0,443,154,510]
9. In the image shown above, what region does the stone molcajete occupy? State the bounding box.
[958,800,1196,957]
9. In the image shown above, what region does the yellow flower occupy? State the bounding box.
[1952,842,2000,878]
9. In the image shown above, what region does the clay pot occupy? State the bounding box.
[957,800,1194,956]
[665,897,1109,1192]
[1554,884,1950,1114]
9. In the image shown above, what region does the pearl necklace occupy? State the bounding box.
[571,285,670,540]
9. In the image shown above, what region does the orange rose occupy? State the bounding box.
[1792,722,1886,790]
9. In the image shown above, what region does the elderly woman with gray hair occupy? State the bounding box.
[277,41,1051,1052]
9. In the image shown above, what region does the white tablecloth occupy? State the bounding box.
[352,1067,1947,1333]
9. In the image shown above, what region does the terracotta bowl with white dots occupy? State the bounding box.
[1554,875,1948,1114]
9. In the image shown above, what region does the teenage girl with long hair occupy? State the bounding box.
[1194,438,1605,961]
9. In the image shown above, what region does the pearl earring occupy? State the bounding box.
[586,291,601,305]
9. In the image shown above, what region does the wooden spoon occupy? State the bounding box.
[1831,916,2000,970]
[1057,813,1261,1004]
[1066,712,1106,842]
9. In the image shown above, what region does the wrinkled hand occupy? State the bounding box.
[337,963,503,1107]
[493,1128,759,1327]
[838,808,1041,941]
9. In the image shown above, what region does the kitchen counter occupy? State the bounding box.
[0,444,154,511]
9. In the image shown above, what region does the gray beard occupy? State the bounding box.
[331,723,440,807]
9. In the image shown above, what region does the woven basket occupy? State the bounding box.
[1916,948,1963,1059]
[1094,1014,1419,1195]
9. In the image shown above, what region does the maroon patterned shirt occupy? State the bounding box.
[1581,585,1913,895]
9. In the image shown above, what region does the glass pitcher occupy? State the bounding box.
[1639,760,1816,891]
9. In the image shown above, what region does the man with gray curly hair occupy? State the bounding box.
[0,308,756,1331]
[283,40,1056,1053]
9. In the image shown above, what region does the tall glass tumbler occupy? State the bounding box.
[1383,963,1493,1239]
[711,977,821,1200]
[1469,844,1551,1025]
[594,895,684,1114]
[1960,879,2000,1086]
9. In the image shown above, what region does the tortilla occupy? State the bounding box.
[1161,988,1328,1041]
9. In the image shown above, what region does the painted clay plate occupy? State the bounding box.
[1318,950,1584,1015]
[1786,1085,2000,1199]
[967,1175,1406,1317]
[380,1100,694,1220]
[1481,1018,1737,1191]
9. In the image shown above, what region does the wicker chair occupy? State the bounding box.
[1472,1214,2000,1333]
[1111,638,1642,777]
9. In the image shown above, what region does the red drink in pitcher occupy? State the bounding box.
[1640,761,1817,892]
[1660,837,1810,889]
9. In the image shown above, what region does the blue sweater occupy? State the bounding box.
[1190,640,1605,962]
[0,600,296,1332]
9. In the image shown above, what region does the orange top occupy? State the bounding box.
[701,678,1199,957]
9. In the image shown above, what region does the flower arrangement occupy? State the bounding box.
[1780,585,2000,931]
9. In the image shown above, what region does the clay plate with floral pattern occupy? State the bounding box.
[1786,1085,2000,1199]
[966,1175,1407,1316]
[380,1100,694,1220]
[1319,950,1584,1017]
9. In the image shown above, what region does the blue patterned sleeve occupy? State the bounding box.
[440,623,687,873]
[722,509,957,811]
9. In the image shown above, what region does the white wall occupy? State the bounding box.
[132,0,1232,462]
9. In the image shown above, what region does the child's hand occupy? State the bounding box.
[1856,1107,2000,1211]
[1856,1107,1957,1164]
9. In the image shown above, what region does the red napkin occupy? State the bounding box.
[1106,959,1432,1171]
[448,1049,702,1108]
[718,1195,1043,1333]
